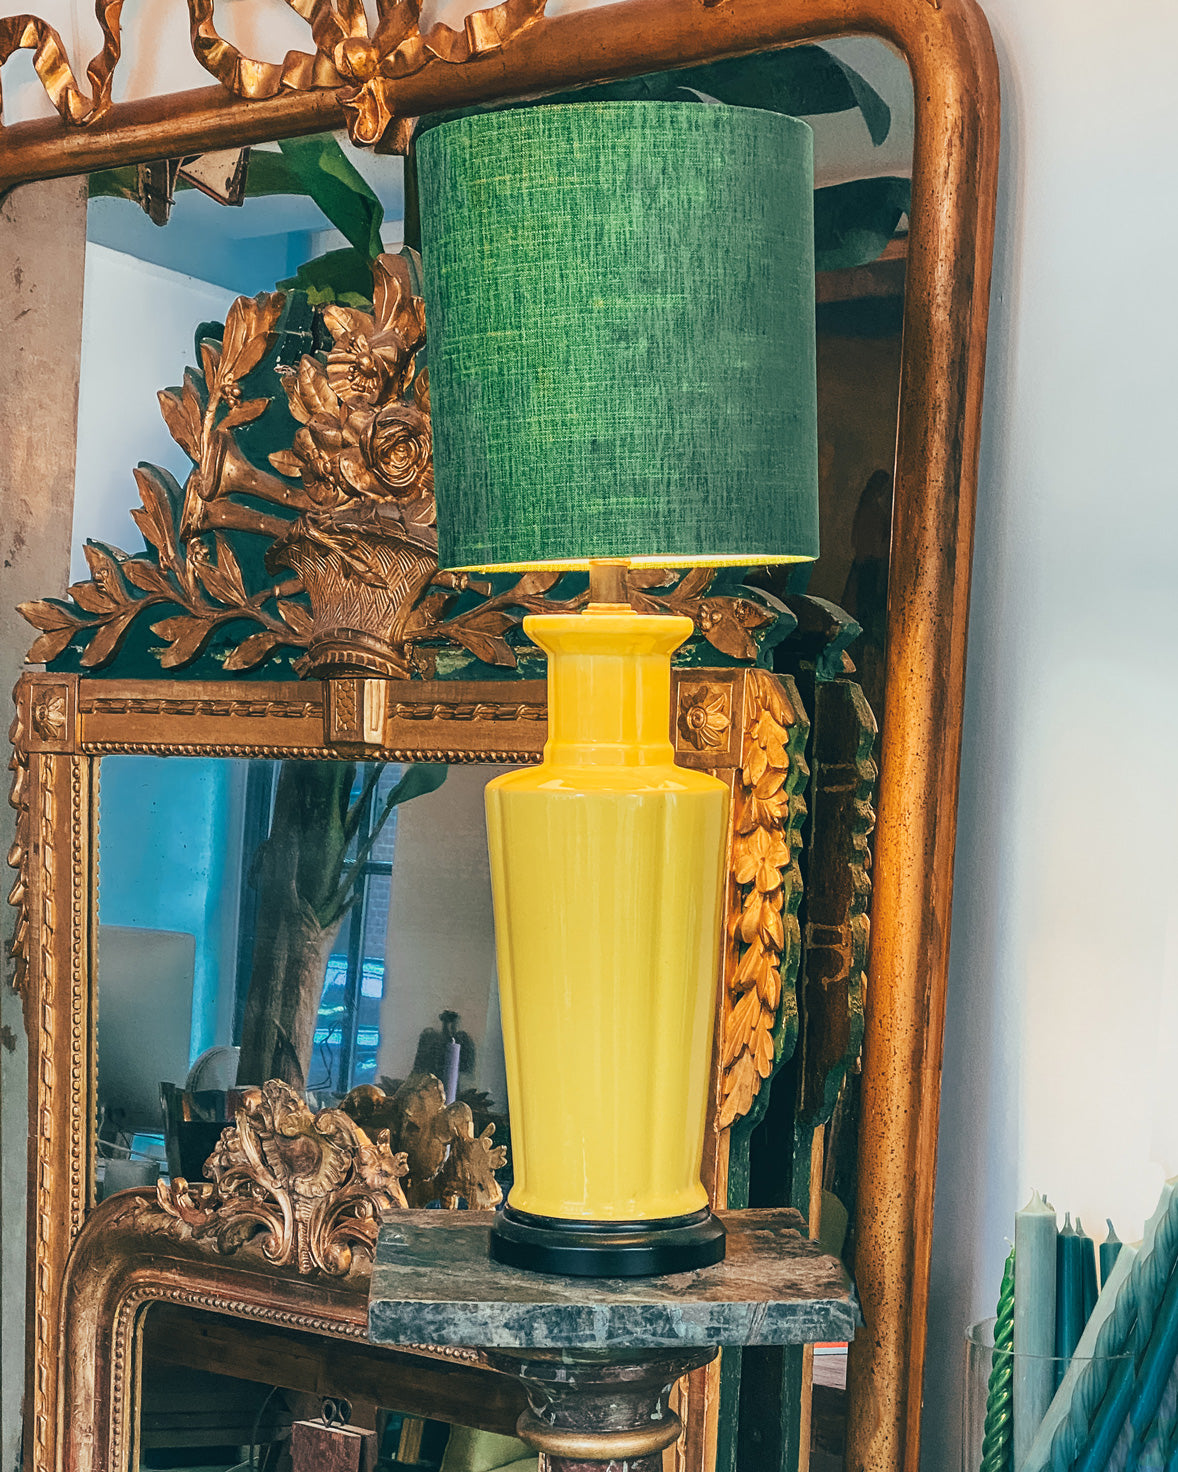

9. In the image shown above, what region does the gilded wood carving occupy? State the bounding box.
[720,670,809,1129]
[0,0,548,144]
[156,1081,410,1274]
[19,263,783,684]
[5,700,29,997]
[7,664,811,1472]
[795,678,877,1128]
[59,1189,503,1472]
[151,1077,505,1275]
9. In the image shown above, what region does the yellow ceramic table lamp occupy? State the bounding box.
[417,101,819,1274]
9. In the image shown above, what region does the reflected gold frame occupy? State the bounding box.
[2,0,999,1467]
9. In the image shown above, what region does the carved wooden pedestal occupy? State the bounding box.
[485,1350,713,1471]
[367,1209,859,1468]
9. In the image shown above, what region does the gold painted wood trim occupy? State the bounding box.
[56,1191,496,1472]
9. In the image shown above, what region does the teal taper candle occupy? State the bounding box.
[1079,1218,1099,1324]
[1015,1191,1059,1465]
[1057,1214,1086,1386]
[1104,1221,1125,1286]
[1116,1254,1178,1469]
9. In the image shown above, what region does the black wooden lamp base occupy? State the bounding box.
[488,1205,727,1277]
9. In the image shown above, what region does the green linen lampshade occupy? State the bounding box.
[417,100,820,572]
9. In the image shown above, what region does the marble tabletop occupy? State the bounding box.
[367,1208,860,1351]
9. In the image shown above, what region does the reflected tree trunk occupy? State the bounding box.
[236,759,448,1090]
[237,761,356,1089]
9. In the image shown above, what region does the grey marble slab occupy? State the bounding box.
[368,1209,860,1351]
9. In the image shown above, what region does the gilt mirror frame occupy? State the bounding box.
[1,0,999,1468]
[11,660,813,1472]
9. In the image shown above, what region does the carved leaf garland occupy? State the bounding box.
[5,695,30,996]
[22,261,787,681]
[719,670,810,1128]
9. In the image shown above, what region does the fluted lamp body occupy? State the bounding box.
[418,101,819,1275]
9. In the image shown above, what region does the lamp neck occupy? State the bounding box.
[524,607,694,768]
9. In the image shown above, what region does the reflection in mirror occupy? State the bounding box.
[95,756,514,1201]
[69,41,912,615]
[69,41,912,1471]
[133,1305,536,1472]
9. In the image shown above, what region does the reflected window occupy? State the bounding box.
[317,763,404,1093]
[233,760,403,1097]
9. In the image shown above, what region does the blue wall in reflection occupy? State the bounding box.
[98,755,241,1063]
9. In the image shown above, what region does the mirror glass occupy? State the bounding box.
[134,1303,536,1472]
[71,37,912,1470]
[95,756,514,1191]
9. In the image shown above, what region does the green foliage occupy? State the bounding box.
[276,246,377,305]
[89,135,388,305]
[274,135,384,261]
[814,175,910,272]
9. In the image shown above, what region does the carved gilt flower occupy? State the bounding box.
[269,258,432,515]
[362,402,432,496]
[325,320,411,405]
[678,686,731,751]
[733,825,790,894]
[32,692,67,743]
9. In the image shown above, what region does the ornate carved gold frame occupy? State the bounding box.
[2,0,1000,1468]
[10,661,808,1472]
[58,1191,524,1472]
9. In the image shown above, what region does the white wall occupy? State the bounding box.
[924,2,1178,1467]
[73,244,236,578]
[1,0,314,124]
[377,765,511,1105]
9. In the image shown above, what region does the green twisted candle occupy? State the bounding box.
[983,1249,1017,1472]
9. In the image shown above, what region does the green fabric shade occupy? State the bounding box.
[417,101,820,571]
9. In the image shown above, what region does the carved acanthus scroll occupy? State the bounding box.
[149,1076,506,1276]
[154,1080,410,1275]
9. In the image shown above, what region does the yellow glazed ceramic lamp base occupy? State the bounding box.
[485,601,729,1275]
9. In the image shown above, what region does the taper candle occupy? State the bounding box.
[1015,1191,1059,1464]
[1058,1214,1086,1384]
[1046,1180,1178,1472]
[1111,1254,1178,1471]
[1074,1354,1137,1472]
[443,1037,461,1104]
[1132,1184,1178,1361]
[1164,1410,1178,1471]
[1136,1350,1178,1472]
[1104,1221,1126,1287]
[981,1248,1015,1472]
[1020,1239,1139,1472]
[1079,1218,1099,1324]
